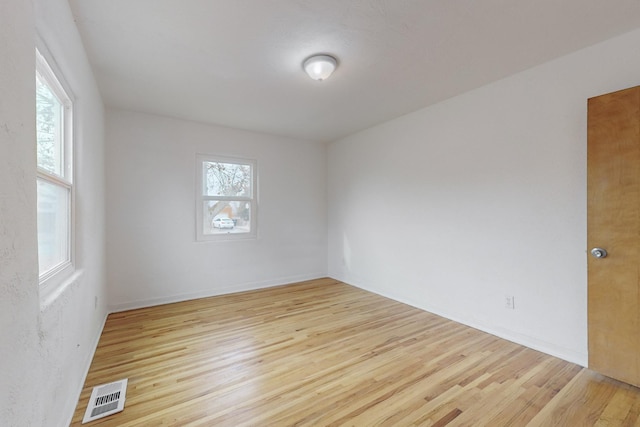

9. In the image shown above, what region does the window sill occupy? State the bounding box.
[40,266,82,310]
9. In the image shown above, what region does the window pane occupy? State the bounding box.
[37,179,70,275]
[203,161,251,197]
[203,200,252,235]
[36,74,64,176]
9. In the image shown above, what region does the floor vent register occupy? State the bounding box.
[82,378,128,424]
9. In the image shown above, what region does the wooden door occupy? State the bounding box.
[587,85,640,387]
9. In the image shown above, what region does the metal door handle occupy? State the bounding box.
[591,248,608,259]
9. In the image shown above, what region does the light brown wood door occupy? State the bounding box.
[587,85,640,387]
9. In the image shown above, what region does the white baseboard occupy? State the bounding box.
[64,310,109,427]
[66,274,586,427]
[63,273,326,425]
[339,278,588,367]
[108,272,328,313]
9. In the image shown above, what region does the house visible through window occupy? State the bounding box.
[36,48,74,284]
[196,155,257,240]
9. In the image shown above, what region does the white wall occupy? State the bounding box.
[328,28,640,366]
[0,1,42,424]
[106,109,327,310]
[0,0,107,425]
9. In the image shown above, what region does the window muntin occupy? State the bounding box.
[36,48,74,282]
[197,155,257,240]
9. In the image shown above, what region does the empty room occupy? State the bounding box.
[4,0,640,425]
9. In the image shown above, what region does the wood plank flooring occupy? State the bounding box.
[71,278,640,426]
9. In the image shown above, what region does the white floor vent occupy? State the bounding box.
[82,378,128,424]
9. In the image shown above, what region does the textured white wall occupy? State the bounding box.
[106,109,327,310]
[0,0,107,425]
[328,29,640,366]
[0,0,43,424]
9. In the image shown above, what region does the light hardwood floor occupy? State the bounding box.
[71,278,640,426]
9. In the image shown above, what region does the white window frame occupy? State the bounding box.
[196,154,258,241]
[36,45,75,290]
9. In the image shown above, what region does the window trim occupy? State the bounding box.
[36,43,76,290]
[195,154,258,241]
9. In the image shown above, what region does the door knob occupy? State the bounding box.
[591,248,608,259]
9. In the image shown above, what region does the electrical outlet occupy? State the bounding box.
[94,296,98,309]
[505,295,515,310]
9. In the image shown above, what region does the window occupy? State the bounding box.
[36,48,74,284]
[196,155,257,241]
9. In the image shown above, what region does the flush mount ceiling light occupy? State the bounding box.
[303,54,337,81]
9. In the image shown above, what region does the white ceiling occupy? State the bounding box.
[69,0,640,142]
